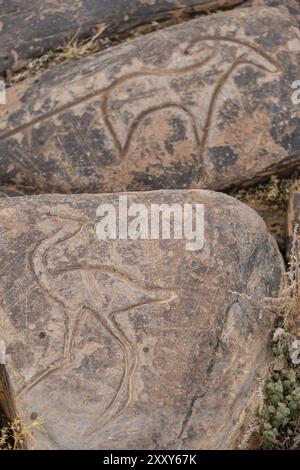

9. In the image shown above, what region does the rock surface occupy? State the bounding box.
[0,190,284,449]
[0,0,243,74]
[0,6,300,194]
[242,0,300,16]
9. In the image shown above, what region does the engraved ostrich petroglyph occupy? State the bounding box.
[20,215,176,431]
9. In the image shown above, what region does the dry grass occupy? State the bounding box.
[232,175,300,254]
[0,416,44,450]
[235,176,300,212]
[55,24,107,62]
[4,6,228,87]
[283,225,300,335]
[4,18,175,86]
[5,24,109,86]
[236,223,300,449]
[243,227,300,450]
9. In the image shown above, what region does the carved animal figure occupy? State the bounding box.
[104,37,280,164]
[23,215,175,432]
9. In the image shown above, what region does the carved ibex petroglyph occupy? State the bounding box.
[0,38,280,170]
[103,37,280,167]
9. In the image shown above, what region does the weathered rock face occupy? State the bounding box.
[0,190,284,449]
[0,6,299,194]
[242,0,300,17]
[0,0,243,74]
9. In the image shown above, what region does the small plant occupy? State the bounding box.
[257,367,300,448]
[0,416,44,450]
[6,24,108,87]
[252,225,300,449]
[55,24,107,62]
[233,174,300,252]
[235,175,300,212]
[283,226,300,336]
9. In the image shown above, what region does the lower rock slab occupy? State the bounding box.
[0,190,284,449]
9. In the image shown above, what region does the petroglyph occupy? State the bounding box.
[0,7,299,194]
[0,191,284,448]
[20,214,175,434]
[0,8,299,194]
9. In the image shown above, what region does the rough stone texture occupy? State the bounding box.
[288,191,300,254]
[0,0,243,74]
[0,6,300,195]
[242,0,300,17]
[0,190,284,449]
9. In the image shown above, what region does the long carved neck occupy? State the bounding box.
[31,221,81,284]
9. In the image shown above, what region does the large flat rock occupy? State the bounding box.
[0,190,284,449]
[0,6,299,194]
[0,0,243,74]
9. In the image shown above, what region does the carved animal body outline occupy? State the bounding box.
[20,214,176,438]
[103,36,281,170]
[0,36,281,189]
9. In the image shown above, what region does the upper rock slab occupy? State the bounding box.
[0,6,300,194]
[0,190,284,449]
[0,0,243,74]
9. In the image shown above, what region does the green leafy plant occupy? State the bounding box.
[254,227,300,449]
[258,368,300,448]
